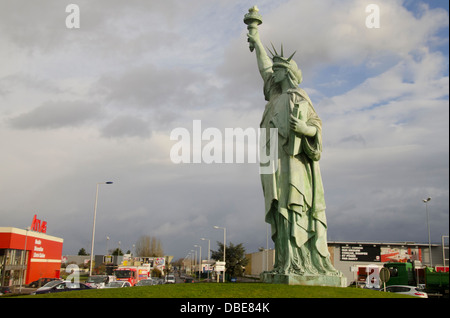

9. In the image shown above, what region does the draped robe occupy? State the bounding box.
[260,75,338,275]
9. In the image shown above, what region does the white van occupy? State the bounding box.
[165,275,175,284]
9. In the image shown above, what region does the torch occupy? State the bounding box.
[243,6,263,52]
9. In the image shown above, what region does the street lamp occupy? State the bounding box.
[191,250,196,275]
[201,237,210,280]
[423,197,432,267]
[194,244,202,280]
[106,236,110,255]
[19,226,30,293]
[89,181,113,276]
[266,224,269,272]
[214,225,226,282]
[183,252,191,273]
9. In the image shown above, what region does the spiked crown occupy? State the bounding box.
[267,43,302,85]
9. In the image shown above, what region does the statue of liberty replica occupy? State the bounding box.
[244,6,346,286]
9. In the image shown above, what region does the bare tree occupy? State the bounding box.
[135,235,164,256]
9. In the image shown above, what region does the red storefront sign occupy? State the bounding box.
[30,214,47,233]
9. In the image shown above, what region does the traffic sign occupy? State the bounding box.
[379,267,390,283]
[215,261,226,272]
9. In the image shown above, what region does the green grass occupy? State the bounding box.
[18,283,413,298]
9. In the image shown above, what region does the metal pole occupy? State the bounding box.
[199,245,202,280]
[89,183,100,276]
[191,250,194,274]
[223,228,226,283]
[207,239,210,280]
[194,244,201,280]
[266,223,269,271]
[214,226,226,282]
[442,235,449,268]
[19,227,30,293]
[423,198,432,267]
[201,238,210,280]
[89,182,113,276]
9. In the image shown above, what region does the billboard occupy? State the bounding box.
[340,244,423,263]
[380,246,422,262]
[340,244,381,262]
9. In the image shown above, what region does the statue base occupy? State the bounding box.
[261,272,347,287]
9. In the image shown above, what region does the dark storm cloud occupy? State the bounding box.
[101,115,151,138]
[8,100,102,130]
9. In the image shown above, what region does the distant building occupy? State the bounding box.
[329,241,447,285]
[245,249,275,276]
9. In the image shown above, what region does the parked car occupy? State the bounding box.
[154,278,164,285]
[32,281,93,294]
[0,286,12,295]
[104,281,131,288]
[382,285,428,298]
[34,279,64,293]
[165,275,176,284]
[135,279,156,286]
[85,275,116,289]
[27,277,60,288]
[184,277,195,283]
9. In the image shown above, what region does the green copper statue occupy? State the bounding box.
[245,6,345,286]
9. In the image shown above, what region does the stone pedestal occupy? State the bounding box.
[261,272,347,287]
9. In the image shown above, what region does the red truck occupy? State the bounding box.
[114,266,150,286]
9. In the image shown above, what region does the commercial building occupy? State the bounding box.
[0,226,63,286]
[245,240,449,285]
[329,241,448,285]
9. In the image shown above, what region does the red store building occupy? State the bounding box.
[0,224,63,286]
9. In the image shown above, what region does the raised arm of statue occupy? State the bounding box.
[247,31,273,80]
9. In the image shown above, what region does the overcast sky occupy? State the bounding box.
[1,0,448,260]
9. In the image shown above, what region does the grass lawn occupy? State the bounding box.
[19,283,413,298]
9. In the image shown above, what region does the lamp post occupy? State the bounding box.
[191,249,196,275]
[188,252,193,274]
[106,236,110,255]
[89,181,113,276]
[266,223,269,272]
[214,225,226,282]
[19,226,30,293]
[192,249,197,273]
[183,252,191,273]
[201,237,210,280]
[194,244,202,280]
[423,197,432,267]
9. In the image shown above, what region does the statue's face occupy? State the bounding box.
[272,66,287,83]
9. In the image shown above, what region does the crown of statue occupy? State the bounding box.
[268,43,302,84]
[267,43,297,68]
